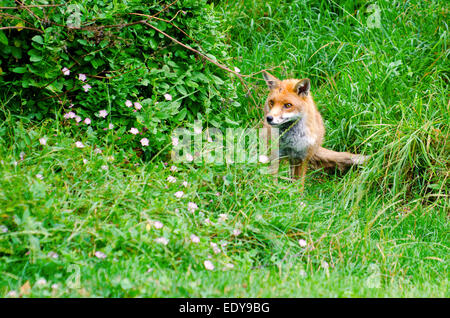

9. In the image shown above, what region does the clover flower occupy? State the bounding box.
[174,191,184,198]
[187,202,198,212]
[190,234,200,243]
[204,260,214,270]
[82,84,92,92]
[155,237,169,245]
[140,138,149,146]
[99,110,108,118]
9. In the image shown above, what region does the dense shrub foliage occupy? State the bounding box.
[0,0,238,158]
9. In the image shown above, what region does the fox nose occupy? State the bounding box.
[266,116,273,123]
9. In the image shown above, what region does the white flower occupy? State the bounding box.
[207,136,213,143]
[7,291,18,297]
[170,165,177,172]
[84,118,91,125]
[194,126,202,134]
[171,137,179,146]
[234,67,241,73]
[182,181,188,187]
[299,269,307,278]
[94,251,107,259]
[94,148,102,154]
[186,153,193,162]
[232,229,241,236]
[224,263,234,270]
[164,93,172,101]
[134,102,142,110]
[64,111,76,119]
[0,225,8,233]
[108,123,114,130]
[62,67,70,76]
[47,251,59,259]
[153,221,163,229]
[99,110,108,118]
[218,214,228,222]
[101,165,108,171]
[75,141,85,148]
[36,278,47,287]
[174,191,184,198]
[204,260,214,270]
[210,242,221,254]
[78,73,87,81]
[321,261,329,269]
[130,128,139,135]
[125,100,133,107]
[167,176,176,183]
[259,155,269,163]
[190,234,200,243]
[39,138,47,145]
[187,202,198,213]
[36,174,44,180]
[75,116,82,123]
[140,138,149,146]
[83,159,88,164]
[155,237,169,245]
[204,218,212,225]
[298,239,307,247]
[82,84,92,92]
[51,283,59,289]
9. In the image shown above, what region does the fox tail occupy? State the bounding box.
[310,146,369,172]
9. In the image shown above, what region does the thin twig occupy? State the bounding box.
[142,21,241,76]
[0,26,43,33]
[0,4,64,9]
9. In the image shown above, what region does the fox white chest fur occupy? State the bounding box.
[278,116,316,161]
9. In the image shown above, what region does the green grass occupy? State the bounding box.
[0,0,448,297]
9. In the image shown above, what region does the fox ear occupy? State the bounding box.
[295,79,310,96]
[262,71,280,90]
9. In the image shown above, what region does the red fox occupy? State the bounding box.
[262,71,368,191]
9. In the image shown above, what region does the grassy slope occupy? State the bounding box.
[0,0,448,297]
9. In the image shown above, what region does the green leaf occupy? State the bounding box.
[149,38,158,50]
[0,31,8,45]
[28,49,42,62]
[174,108,187,121]
[11,46,22,59]
[12,67,27,73]
[225,117,240,126]
[31,35,44,45]
[30,55,43,62]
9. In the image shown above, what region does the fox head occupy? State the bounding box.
[262,72,312,126]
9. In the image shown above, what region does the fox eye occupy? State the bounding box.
[269,100,274,107]
[284,103,292,109]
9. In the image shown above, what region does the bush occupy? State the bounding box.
[0,0,239,158]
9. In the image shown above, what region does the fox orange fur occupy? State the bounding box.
[262,71,367,191]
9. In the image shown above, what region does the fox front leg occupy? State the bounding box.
[290,159,308,193]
